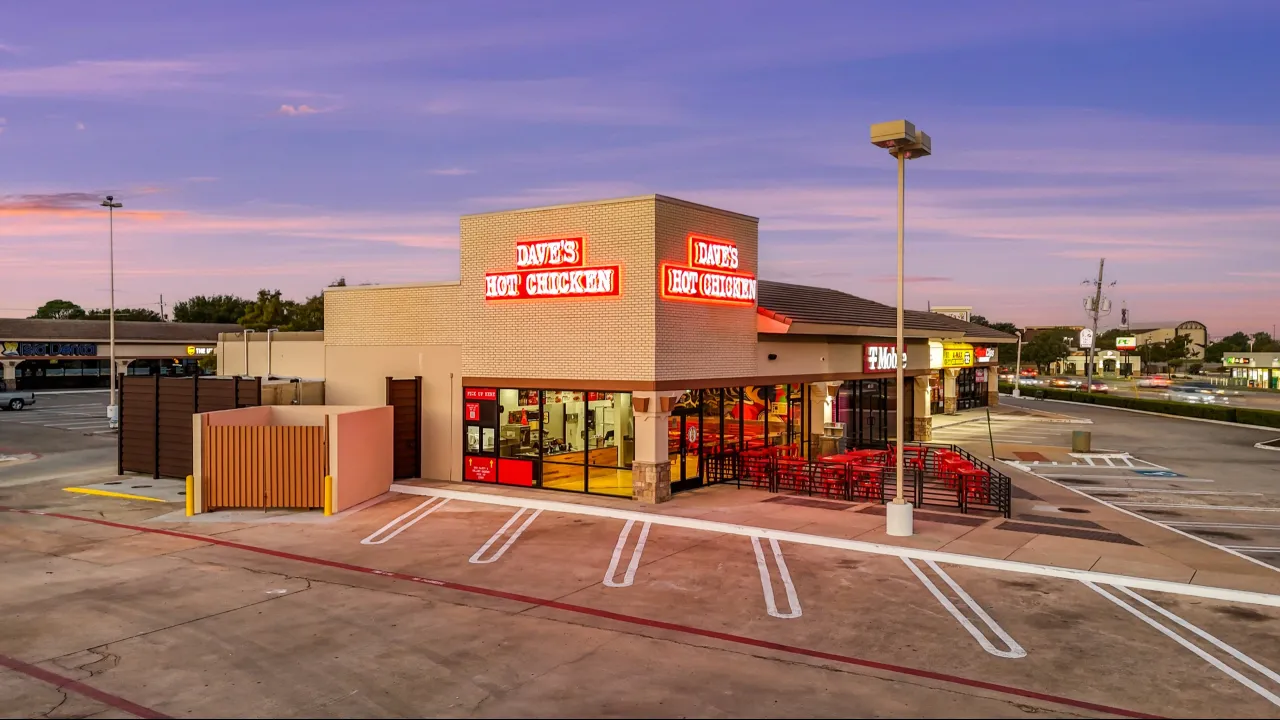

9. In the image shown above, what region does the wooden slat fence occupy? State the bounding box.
[202,425,328,509]
[119,375,262,479]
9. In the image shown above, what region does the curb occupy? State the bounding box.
[391,485,1280,608]
[933,413,1091,430]
[1256,440,1280,453]
[1002,395,1280,433]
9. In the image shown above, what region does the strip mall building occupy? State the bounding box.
[221,195,1011,502]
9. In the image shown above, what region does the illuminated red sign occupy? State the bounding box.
[464,388,497,401]
[464,402,480,422]
[661,234,757,307]
[485,235,620,301]
[515,237,584,269]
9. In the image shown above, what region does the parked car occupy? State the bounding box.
[1137,375,1171,388]
[1166,385,1228,404]
[0,380,36,411]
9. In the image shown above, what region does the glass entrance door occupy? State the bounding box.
[669,394,702,493]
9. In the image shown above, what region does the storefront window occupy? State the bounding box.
[587,392,632,497]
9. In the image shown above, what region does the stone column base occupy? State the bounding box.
[912,416,932,442]
[943,397,958,416]
[987,390,1000,407]
[632,461,672,504]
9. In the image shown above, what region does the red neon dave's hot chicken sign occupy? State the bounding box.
[484,236,621,301]
[660,234,757,306]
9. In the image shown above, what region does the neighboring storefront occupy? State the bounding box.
[924,313,1011,415]
[247,194,1010,503]
[1224,353,1280,389]
[1,319,232,390]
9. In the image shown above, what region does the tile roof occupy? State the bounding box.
[918,312,1018,342]
[0,318,239,342]
[757,280,996,336]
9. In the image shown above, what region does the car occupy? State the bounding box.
[1137,375,1171,388]
[0,379,36,411]
[1049,376,1083,389]
[1166,385,1228,404]
[1086,381,1109,393]
[1178,381,1231,396]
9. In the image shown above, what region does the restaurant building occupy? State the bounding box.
[1224,352,1280,389]
[1,318,234,391]
[235,195,1008,503]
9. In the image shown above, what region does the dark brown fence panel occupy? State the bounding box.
[386,376,421,479]
[120,375,263,480]
[120,375,158,476]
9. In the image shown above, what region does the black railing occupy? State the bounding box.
[703,443,1012,518]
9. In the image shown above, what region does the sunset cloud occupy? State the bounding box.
[274,103,321,116]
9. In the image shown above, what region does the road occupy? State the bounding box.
[936,397,1280,568]
[1022,377,1280,410]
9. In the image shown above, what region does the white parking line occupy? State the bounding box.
[1085,582,1280,707]
[903,558,1026,659]
[1047,474,1216,483]
[469,508,541,564]
[751,536,801,619]
[1115,503,1280,513]
[1077,488,1263,496]
[1167,522,1280,530]
[1227,547,1280,554]
[360,497,451,545]
[603,519,652,588]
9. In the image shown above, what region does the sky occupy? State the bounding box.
[2,0,1278,336]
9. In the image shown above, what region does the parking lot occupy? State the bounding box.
[0,390,112,435]
[3,481,1280,718]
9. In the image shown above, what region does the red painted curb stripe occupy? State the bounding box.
[0,653,170,719]
[2,506,1161,720]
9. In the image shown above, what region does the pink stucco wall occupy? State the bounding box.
[333,406,394,512]
[202,405,272,427]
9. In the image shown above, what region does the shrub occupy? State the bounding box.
[998,382,1280,427]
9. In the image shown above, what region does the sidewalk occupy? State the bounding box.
[395,474,1280,598]
[931,402,1090,430]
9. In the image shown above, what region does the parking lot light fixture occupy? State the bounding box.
[870,120,931,538]
[100,195,123,428]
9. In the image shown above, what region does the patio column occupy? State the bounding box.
[943,368,959,415]
[631,391,680,504]
[913,375,932,441]
[1,360,16,389]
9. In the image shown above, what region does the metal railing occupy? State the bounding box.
[703,442,1011,518]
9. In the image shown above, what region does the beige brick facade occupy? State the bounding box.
[324,282,461,346]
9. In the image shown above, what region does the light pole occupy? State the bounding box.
[101,195,122,428]
[266,328,278,377]
[243,329,255,376]
[871,120,931,538]
[1012,330,1024,398]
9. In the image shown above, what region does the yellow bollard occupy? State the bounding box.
[185,475,195,517]
[324,475,333,516]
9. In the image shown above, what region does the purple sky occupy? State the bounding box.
[2,1,1278,336]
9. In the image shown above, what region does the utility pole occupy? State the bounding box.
[159,294,166,321]
[1085,259,1106,393]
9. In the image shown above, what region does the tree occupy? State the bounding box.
[173,295,250,324]
[238,289,295,331]
[29,299,86,319]
[282,277,346,332]
[1251,332,1280,352]
[1020,327,1075,373]
[1204,331,1250,363]
[85,308,163,322]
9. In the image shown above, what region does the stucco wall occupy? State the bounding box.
[216,334,325,378]
[333,406,394,511]
[323,344,461,483]
[756,337,930,379]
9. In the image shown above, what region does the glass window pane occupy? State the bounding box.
[498,389,540,459]
[587,392,632,468]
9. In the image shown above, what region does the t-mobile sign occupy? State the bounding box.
[864,344,907,373]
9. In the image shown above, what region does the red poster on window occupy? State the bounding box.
[465,402,480,422]
[587,391,598,402]
[465,456,497,482]
[464,388,497,401]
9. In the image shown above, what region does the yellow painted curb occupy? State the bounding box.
[63,487,170,503]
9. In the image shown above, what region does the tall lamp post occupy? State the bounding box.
[1012,330,1024,398]
[870,120,931,538]
[101,195,123,428]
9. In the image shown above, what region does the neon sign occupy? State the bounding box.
[661,234,757,306]
[485,236,620,301]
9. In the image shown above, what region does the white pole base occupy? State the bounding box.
[1012,388,1021,397]
[107,404,119,429]
[886,501,914,537]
